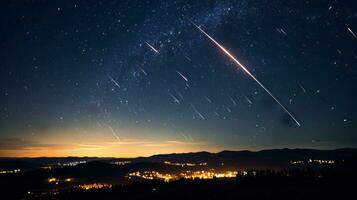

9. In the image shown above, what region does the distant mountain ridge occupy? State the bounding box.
[133,148,357,169]
[1,148,357,170]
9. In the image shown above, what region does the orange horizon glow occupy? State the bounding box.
[0,126,222,158]
[0,125,220,158]
[0,126,342,158]
[0,142,222,158]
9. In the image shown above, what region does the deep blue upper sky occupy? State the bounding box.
[0,0,356,157]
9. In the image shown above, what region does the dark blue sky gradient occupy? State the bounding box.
[0,0,356,156]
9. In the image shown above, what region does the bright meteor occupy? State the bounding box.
[108,75,121,89]
[145,41,159,53]
[107,125,121,142]
[191,22,301,126]
[347,27,357,39]
[176,71,189,82]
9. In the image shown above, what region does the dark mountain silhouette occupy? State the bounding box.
[1,148,357,171]
[131,148,357,169]
[1,148,356,200]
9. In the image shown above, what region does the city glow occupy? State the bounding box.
[163,161,207,167]
[0,169,21,174]
[289,159,335,165]
[127,170,238,182]
[47,177,74,184]
[111,161,132,165]
[77,183,112,190]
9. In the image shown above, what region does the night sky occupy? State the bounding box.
[0,0,356,157]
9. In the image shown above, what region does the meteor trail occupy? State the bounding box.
[180,132,188,141]
[276,27,287,36]
[229,96,237,106]
[191,104,205,120]
[226,107,232,113]
[347,27,357,39]
[107,125,121,142]
[139,67,148,76]
[298,83,306,94]
[108,75,120,89]
[244,95,253,105]
[191,21,301,126]
[184,55,192,62]
[145,41,159,53]
[176,71,188,82]
[168,92,180,104]
[174,89,183,98]
[205,96,212,104]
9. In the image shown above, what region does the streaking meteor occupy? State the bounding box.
[107,125,121,142]
[191,21,301,126]
[226,107,232,113]
[139,67,148,76]
[176,71,188,82]
[145,41,159,53]
[180,132,188,141]
[191,104,205,120]
[174,88,183,98]
[168,92,180,104]
[205,96,212,104]
[298,83,306,94]
[184,55,192,62]
[107,75,120,89]
[347,27,357,39]
[229,96,237,106]
[244,95,253,105]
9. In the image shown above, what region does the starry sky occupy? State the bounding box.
[0,0,356,157]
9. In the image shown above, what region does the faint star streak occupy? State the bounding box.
[347,27,357,39]
[176,71,189,82]
[229,96,237,106]
[168,92,181,104]
[191,104,205,120]
[184,55,192,61]
[139,67,148,76]
[205,96,212,104]
[107,75,120,89]
[298,83,306,94]
[174,89,184,98]
[107,125,121,142]
[191,21,301,126]
[243,94,253,105]
[145,41,159,53]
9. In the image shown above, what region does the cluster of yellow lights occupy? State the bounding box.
[128,170,238,182]
[77,183,112,190]
[128,171,174,182]
[41,166,54,170]
[289,160,304,164]
[163,161,207,167]
[0,169,21,174]
[41,161,87,170]
[111,161,132,165]
[290,159,335,165]
[180,170,237,179]
[241,170,257,176]
[47,178,57,183]
[58,161,87,167]
[47,177,73,184]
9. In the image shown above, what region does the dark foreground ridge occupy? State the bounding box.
[25,172,357,200]
[0,148,356,199]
